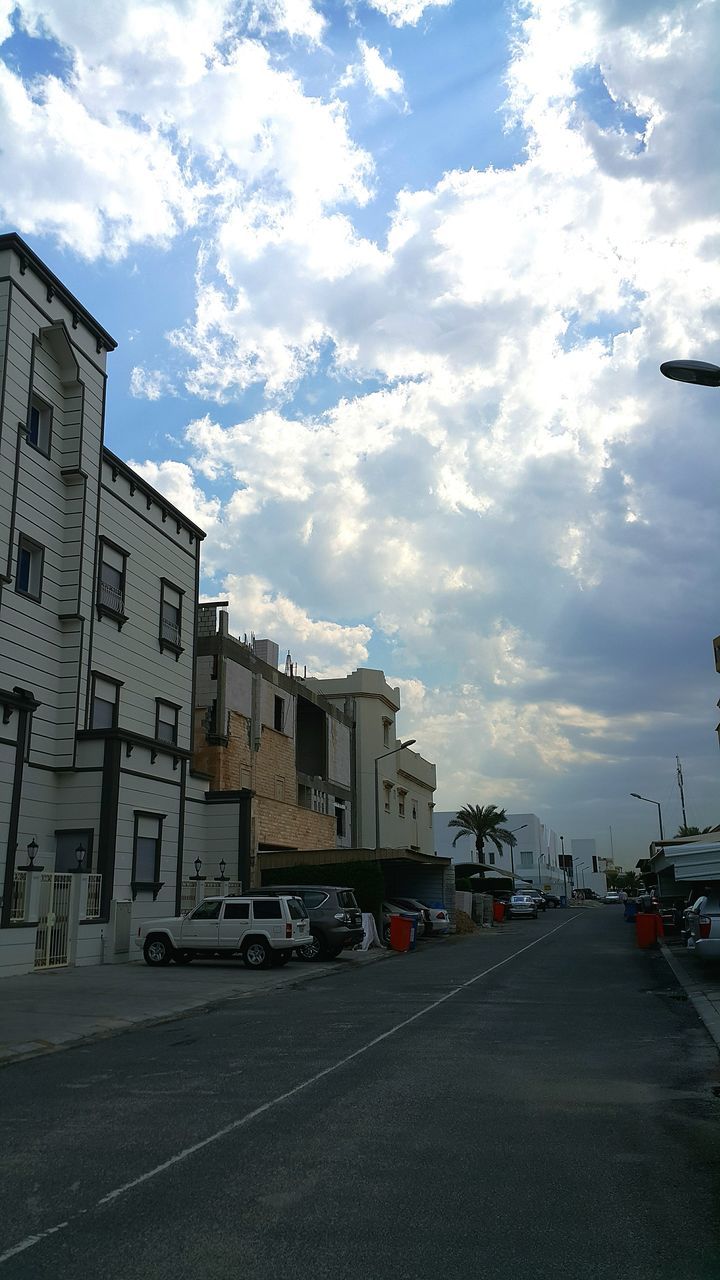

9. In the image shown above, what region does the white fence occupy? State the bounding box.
[180,879,243,913]
[11,871,26,921]
[84,874,102,919]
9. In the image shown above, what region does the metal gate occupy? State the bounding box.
[35,873,72,969]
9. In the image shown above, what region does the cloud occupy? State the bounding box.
[127,457,223,533]
[222,573,372,675]
[129,367,178,401]
[340,39,408,105]
[364,0,453,27]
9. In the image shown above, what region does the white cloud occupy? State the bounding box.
[129,367,178,400]
[127,457,222,533]
[340,40,407,105]
[243,0,326,43]
[223,573,372,675]
[365,0,453,27]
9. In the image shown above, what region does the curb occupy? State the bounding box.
[659,940,720,1053]
[0,947,399,1071]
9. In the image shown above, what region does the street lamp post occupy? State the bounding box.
[630,792,664,841]
[560,835,568,902]
[374,740,417,850]
[576,862,587,898]
[537,851,545,890]
[660,359,720,387]
[507,824,527,885]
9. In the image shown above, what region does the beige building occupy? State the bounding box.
[193,604,354,886]
[306,668,437,856]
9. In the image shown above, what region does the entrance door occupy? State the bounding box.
[35,873,72,969]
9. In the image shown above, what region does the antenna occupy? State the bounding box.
[676,755,688,829]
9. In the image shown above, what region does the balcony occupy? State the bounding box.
[97,579,127,627]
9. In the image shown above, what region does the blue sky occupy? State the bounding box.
[1,0,719,866]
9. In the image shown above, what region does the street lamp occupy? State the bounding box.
[660,359,720,387]
[507,824,527,884]
[374,740,416,850]
[630,792,664,841]
[576,862,587,896]
[560,835,568,901]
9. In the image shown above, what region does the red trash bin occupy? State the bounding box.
[636,913,658,949]
[389,915,412,952]
[493,900,506,923]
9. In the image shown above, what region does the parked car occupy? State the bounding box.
[604,891,621,904]
[521,890,547,912]
[506,894,539,919]
[136,895,309,969]
[542,892,560,908]
[385,896,450,936]
[382,901,425,943]
[684,892,720,959]
[257,885,364,961]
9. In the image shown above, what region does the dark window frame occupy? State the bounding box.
[274,695,284,732]
[15,533,45,602]
[131,810,166,899]
[27,392,53,458]
[155,698,180,745]
[89,670,123,730]
[159,577,184,659]
[96,536,129,629]
[54,828,95,873]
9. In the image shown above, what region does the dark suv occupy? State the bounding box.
[261,885,364,960]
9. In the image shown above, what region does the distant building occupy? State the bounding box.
[569,838,608,897]
[306,668,437,856]
[193,604,354,887]
[434,809,567,894]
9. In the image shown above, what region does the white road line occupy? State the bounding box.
[0,912,581,1264]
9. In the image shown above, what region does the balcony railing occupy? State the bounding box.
[161,617,181,647]
[98,580,124,615]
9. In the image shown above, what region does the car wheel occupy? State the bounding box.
[143,935,173,966]
[173,951,193,964]
[242,938,271,970]
[295,932,324,962]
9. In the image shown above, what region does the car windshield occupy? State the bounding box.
[338,890,359,909]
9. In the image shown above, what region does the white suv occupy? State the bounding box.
[136,895,310,970]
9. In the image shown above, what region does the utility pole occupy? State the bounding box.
[609,825,615,865]
[676,756,688,830]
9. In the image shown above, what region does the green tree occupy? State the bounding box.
[675,824,717,837]
[448,804,516,864]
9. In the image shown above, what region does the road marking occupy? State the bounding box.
[0,913,581,1263]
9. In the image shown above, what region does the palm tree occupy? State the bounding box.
[675,824,717,837]
[448,804,516,864]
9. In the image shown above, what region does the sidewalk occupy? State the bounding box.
[0,947,395,1069]
[660,938,720,1052]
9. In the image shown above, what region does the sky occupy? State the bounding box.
[1,0,718,868]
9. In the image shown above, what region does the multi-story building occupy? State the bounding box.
[0,234,243,978]
[193,603,353,886]
[434,809,567,895]
[306,668,437,856]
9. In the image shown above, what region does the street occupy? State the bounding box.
[2,909,720,1279]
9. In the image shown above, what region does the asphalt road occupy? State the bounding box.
[2,909,720,1279]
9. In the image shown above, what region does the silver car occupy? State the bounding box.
[507,894,538,919]
[685,893,720,960]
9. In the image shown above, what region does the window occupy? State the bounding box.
[520,850,534,868]
[300,890,329,910]
[55,829,94,873]
[311,788,328,814]
[383,718,391,747]
[287,899,307,920]
[27,394,52,455]
[383,781,392,813]
[398,790,406,818]
[159,580,183,655]
[274,695,284,731]
[222,902,249,921]
[97,539,127,623]
[252,899,282,920]
[412,803,417,821]
[335,800,346,839]
[90,674,121,729]
[190,899,223,920]
[338,890,358,909]
[155,700,179,745]
[487,848,495,865]
[131,812,164,893]
[15,535,43,600]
